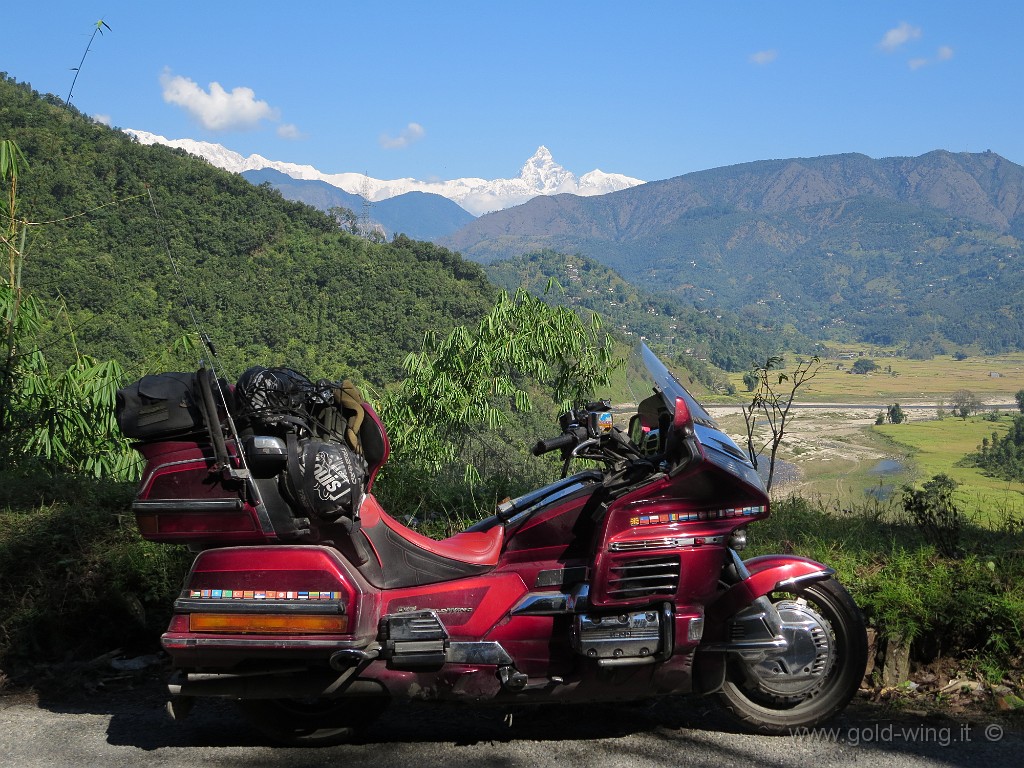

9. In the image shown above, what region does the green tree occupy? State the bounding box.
[742,355,823,493]
[1015,388,1024,413]
[950,389,982,420]
[376,286,620,518]
[851,358,878,375]
[329,205,360,235]
[887,402,906,424]
[0,139,135,477]
[970,416,1024,482]
[1,139,33,463]
[901,474,963,557]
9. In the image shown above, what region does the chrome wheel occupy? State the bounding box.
[739,598,835,698]
[715,577,867,734]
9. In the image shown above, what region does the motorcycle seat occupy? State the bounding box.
[359,495,504,567]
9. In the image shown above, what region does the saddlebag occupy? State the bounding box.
[115,371,204,439]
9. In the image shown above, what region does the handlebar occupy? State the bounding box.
[532,431,579,456]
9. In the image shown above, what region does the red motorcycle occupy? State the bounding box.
[118,344,867,744]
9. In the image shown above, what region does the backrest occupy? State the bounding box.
[359,402,390,489]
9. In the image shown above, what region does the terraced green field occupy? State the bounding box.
[720,351,1024,404]
[874,416,1024,523]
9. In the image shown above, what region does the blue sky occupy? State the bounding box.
[4,2,1021,182]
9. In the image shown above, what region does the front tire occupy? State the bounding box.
[715,577,867,734]
[239,696,389,746]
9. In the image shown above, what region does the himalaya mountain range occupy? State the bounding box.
[125,131,643,217]
[125,128,1024,352]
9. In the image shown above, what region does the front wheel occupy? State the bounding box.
[715,577,867,734]
[239,696,389,746]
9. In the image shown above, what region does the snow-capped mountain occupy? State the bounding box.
[123,130,644,216]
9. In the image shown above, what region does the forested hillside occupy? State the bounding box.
[485,251,811,375]
[0,75,495,384]
[445,151,1024,354]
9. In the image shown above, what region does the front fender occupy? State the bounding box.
[693,554,835,694]
[705,554,835,625]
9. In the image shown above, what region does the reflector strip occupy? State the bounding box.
[187,589,343,600]
[136,512,257,534]
[188,613,349,634]
[628,506,767,527]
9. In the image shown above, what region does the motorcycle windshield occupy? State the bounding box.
[639,343,765,492]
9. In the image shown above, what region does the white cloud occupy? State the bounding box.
[909,46,955,70]
[93,114,112,126]
[749,50,778,66]
[379,122,425,149]
[879,21,922,52]
[277,123,303,140]
[160,70,279,131]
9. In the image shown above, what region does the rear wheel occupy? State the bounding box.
[715,577,867,734]
[239,696,389,746]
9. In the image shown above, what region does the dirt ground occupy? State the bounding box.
[705,404,902,490]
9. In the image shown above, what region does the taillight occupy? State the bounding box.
[189,613,348,634]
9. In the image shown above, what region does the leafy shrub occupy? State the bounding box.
[901,474,964,557]
[751,494,1024,669]
[0,471,191,679]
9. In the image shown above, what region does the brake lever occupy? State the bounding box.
[571,438,600,457]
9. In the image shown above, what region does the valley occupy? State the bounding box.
[701,351,1024,519]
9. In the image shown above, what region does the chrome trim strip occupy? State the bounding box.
[698,637,789,653]
[597,655,658,667]
[134,498,244,513]
[510,592,569,616]
[511,583,590,616]
[173,598,345,615]
[161,636,361,650]
[774,568,835,592]
[140,457,208,493]
[610,535,724,552]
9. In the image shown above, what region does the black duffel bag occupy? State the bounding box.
[115,372,204,439]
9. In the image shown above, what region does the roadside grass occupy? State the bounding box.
[749,495,1024,687]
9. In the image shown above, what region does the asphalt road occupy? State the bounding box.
[2,681,1020,768]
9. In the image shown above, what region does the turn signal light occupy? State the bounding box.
[189,613,349,634]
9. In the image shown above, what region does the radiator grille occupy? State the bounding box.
[606,556,680,600]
